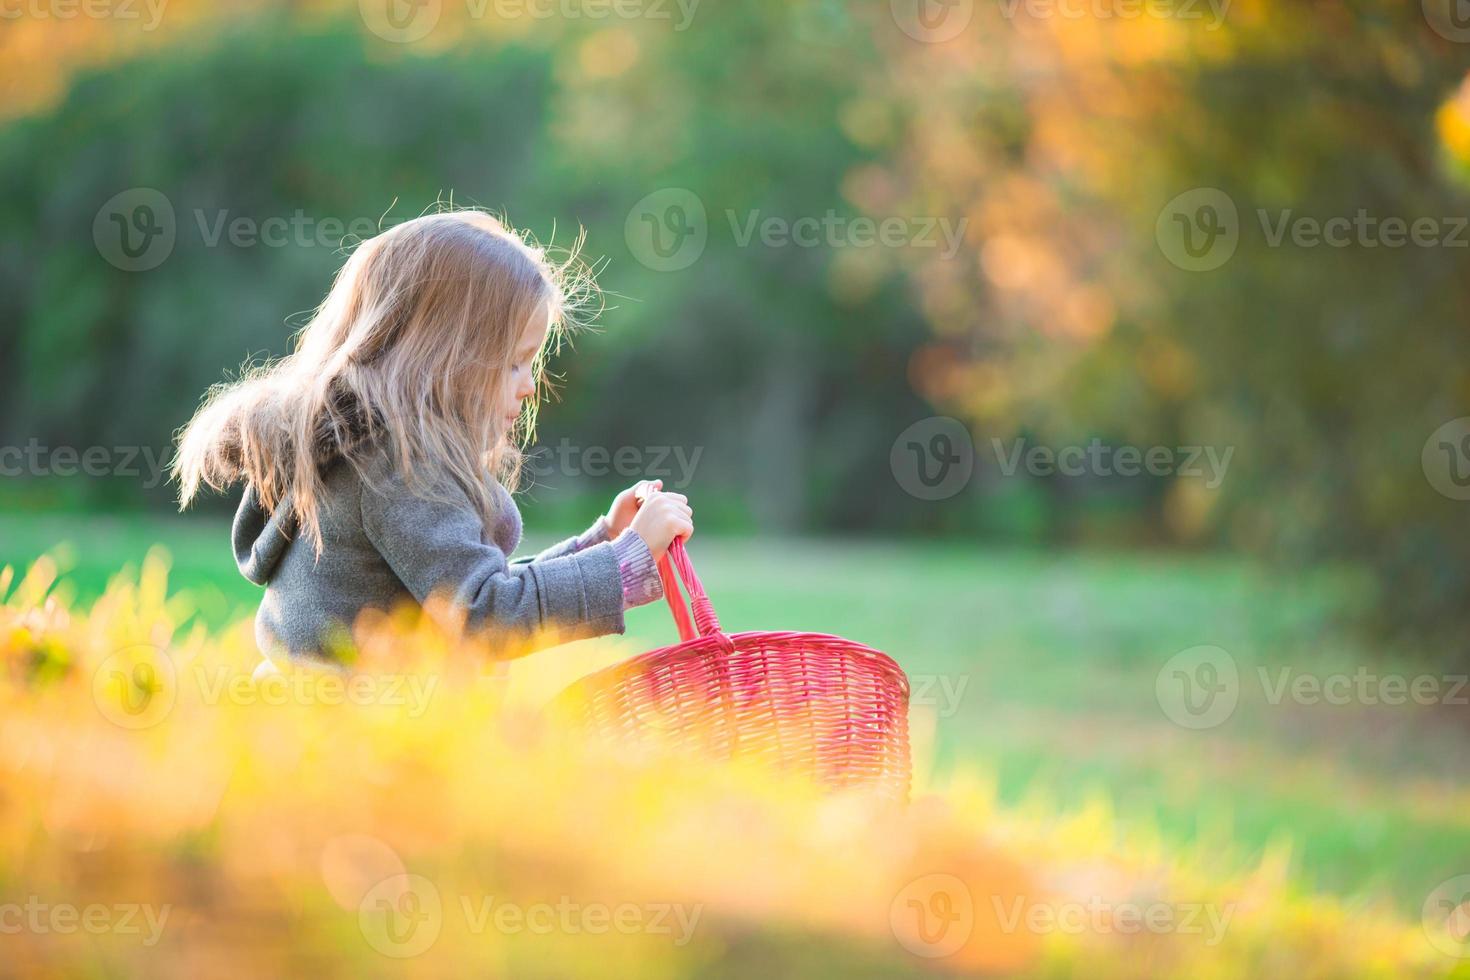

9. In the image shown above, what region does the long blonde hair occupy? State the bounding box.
[173,209,593,552]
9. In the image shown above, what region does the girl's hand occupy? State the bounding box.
[608,479,676,536]
[626,489,694,562]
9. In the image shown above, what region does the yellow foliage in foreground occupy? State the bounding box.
[0,552,1453,978]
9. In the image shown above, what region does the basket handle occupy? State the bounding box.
[632,486,720,641]
[660,537,721,640]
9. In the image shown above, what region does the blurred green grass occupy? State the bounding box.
[2,511,1466,918]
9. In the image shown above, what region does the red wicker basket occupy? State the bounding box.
[554,537,912,802]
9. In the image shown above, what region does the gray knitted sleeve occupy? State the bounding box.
[359,466,627,659]
[525,515,612,562]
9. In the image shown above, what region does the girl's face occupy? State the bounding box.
[499,300,551,432]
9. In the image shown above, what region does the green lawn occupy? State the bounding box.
[2,511,1466,918]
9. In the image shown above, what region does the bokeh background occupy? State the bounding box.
[4,0,1470,975]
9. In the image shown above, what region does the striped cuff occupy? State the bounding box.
[610,530,663,609]
[572,515,613,553]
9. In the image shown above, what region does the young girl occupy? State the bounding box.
[173,210,693,664]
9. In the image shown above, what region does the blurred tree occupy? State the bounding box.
[4,1,1470,651]
[867,1,1470,650]
[0,14,938,536]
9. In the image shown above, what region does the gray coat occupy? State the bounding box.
[232,448,650,663]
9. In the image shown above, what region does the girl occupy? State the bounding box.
[173,209,693,664]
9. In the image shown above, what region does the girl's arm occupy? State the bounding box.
[518,480,682,565]
[359,467,659,659]
[514,516,612,563]
[509,516,662,608]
